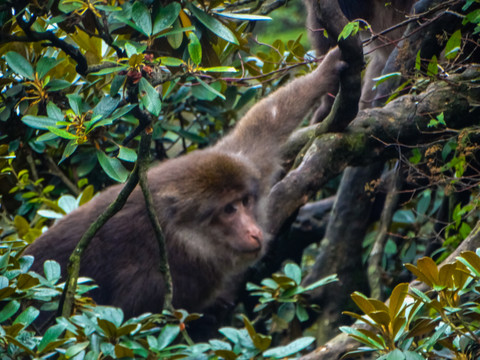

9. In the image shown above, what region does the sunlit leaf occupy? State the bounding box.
[214,12,272,21]
[188,32,202,65]
[445,29,462,59]
[46,127,77,140]
[159,57,185,66]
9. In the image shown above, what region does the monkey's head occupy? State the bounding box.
[157,150,265,267]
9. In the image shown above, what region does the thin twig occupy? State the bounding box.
[59,157,140,317]
[137,130,174,311]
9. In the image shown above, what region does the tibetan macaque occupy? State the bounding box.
[25,48,345,319]
[305,0,415,114]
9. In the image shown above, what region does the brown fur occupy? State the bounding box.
[25,48,345,318]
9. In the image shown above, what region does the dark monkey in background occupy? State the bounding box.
[305,0,415,118]
[26,48,345,318]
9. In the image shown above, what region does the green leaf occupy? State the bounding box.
[96,151,129,183]
[445,30,462,60]
[38,324,67,352]
[118,146,137,162]
[386,349,406,360]
[338,21,360,41]
[93,96,121,118]
[263,336,315,358]
[201,66,237,73]
[303,274,338,291]
[22,115,58,130]
[296,304,309,322]
[90,65,128,76]
[188,32,202,65]
[67,94,83,115]
[0,301,20,322]
[60,140,78,164]
[45,79,71,91]
[13,306,40,327]
[65,341,89,358]
[44,260,61,282]
[153,2,181,34]
[159,57,185,66]
[188,4,239,45]
[157,324,181,350]
[214,12,272,21]
[284,263,302,284]
[166,19,184,49]
[47,103,64,122]
[132,1,152,36]
[47,127,77,140]
[110,74,127,96]
[138,77,162,116]
[372,72,401,89]
[5,52,34,80]
[427,55,438,77]
[37,57,63,79]
[196,78,225,100]
[79,185,95,206]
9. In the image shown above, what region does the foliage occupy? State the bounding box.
[0,238,323,359]
[247,262,337,332]
[342,250,480,359]
[0,0,325,357]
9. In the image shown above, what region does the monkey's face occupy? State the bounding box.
[212,193,263,256]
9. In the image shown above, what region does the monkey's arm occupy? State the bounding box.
[216,48,344,162]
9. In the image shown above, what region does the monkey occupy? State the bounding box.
[304,0,415,117]
[25,48,345,319]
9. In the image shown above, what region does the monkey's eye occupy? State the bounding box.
[242,195,252,207]
[224,203,237,214]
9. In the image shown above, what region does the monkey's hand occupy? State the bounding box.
[314,46,348,83]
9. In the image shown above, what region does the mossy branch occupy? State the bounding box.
[137,130,174,312]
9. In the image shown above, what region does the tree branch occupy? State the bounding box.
[268,72,479,237]
[137,130,174,312]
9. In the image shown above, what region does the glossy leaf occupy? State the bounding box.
[13,306,39,327]
[188,32,202,65]
[214,12,272,21]
[153,2,181,34]
[139,77,162,116]
[47,127,77,140]
[445,29,462,59]
[37,324,67,352]
[44,260,61,282]
[22,115,58,130]
[263,336,315,358]
[284,263,302,284]
[156,324,181,350]
[389,283,409,318]
[132,2,152,36]
[188,4,239,45]
[5,52,34,80]
[37,57,63,79]
[0,301,20,322]
[96,151,129,183]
